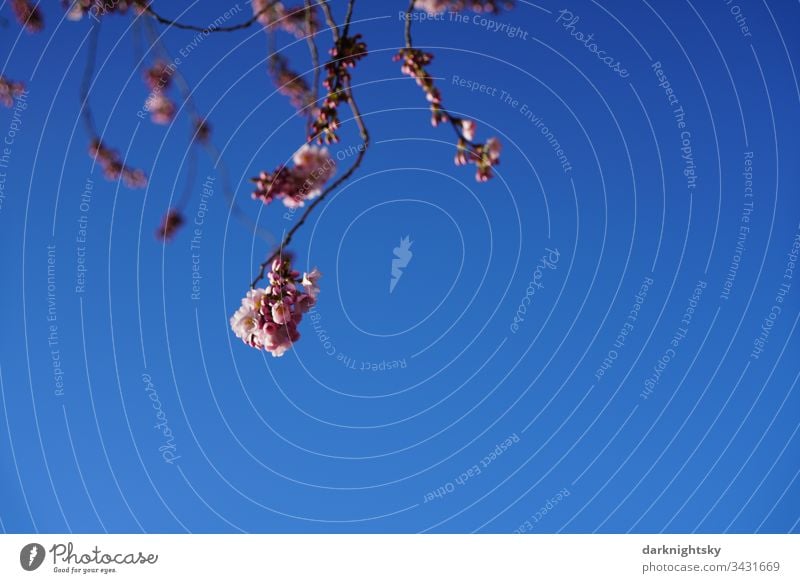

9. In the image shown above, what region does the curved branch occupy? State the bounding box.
[251,81,369,288]
[402,0,474,146]
[144,3,275,33]
[79,21,101,137]
[143,17,276,243]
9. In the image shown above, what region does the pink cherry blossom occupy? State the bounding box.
[414,0,513,14]
[89,138,148,188]
[146,92,176,125]
[461,119,476,141]
[251,145,335,208]
[0,76,26,108]
[11,0,43,32]
[230,257,320,357]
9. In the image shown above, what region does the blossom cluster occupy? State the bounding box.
[414,0,514,15]
[143,61,176,125]
[252,0,317,38]
[270,55,314,111]
[455,132,502,181]
[251,145,335,208]
[396,50,501,181]
[0,76,26,108]
[11,0,43,32]
[230,257,320,357]
[310,35,367,143]
[64,0,147,21]
[89,138,148,188]
[394,48,446,127]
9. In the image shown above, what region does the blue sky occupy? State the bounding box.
[0,0,799,533]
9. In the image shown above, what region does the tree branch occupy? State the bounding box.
[251,80,369,288]
[144,2,274,33]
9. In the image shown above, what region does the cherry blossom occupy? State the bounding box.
[0,76,26,108]
[144,61,174,92]
[252,0,316,38]
[230,257,319,357]
[89,139,148,188]
[145,92,175,124]
[11,0,43,32]
[394,48,446,127]
[311,35,367,143]
[251,144,335,208]
[270,55,314,111]
[414,0,513,15]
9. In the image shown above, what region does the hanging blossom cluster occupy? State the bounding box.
[394,48,446,127]
[395,48,501,181]
[143,61,177,125]
[11,0,43,32]
[230,257,320,357]
[310,34,367,143]
[455,131,502,181]
[252,0,317,38]
[251,145,335,208]
[0,76,26,108]
[64,0,147,21]
[89,139,147,188]
[270,55,314,111]
[414,0,513,15]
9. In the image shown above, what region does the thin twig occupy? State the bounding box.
[304,0,320,133]
[176,141,198,210]
[251,83,369,288]
[143,17,275,243]
[402,0,475,147]
[144,2,274,33]
[79,21,101,137]
[342,0,356,37]
[249,0,370,287]
[319,0,340,42]
[404,0,415,47]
